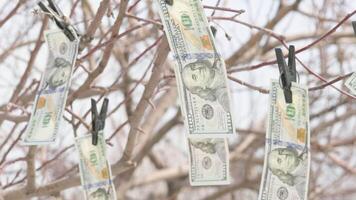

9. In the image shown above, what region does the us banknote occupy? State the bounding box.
[188,137,230,185]
[22,30,79,145]
[156,0,234,136]
[75,133,117,200]
[258,80,310,200]
[345,72,356,95]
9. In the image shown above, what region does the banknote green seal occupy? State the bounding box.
[180,13,192,28]
[286,104,296,119]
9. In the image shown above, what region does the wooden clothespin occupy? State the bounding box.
[275,45,297,103]
[38,0,79,41]
[91,98,109,145]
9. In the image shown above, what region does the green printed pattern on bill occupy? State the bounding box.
[155,0,234,136]
[345,72,356,95]
[23,30,79,145]
[188,137,230,185]
[258,80,310,200]
[75,133,117,200]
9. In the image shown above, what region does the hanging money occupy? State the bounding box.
[188,137,230,186]
[22,30,79,145]
[155,0,234,136]
[75,133,117,200]
[258,80,310,200]
[345,72,356,95]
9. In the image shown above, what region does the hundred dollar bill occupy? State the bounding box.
[258,80,310,200]
[155,0,234,136]
[345,72,356,95]
[75,133,117,200]
[22,30,79,145]
[188,137,230,185]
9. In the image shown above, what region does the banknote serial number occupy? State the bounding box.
[173,52,220,61]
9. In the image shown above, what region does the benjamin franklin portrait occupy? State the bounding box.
[181,59,229,112]
[43,57,71,90]
[89,187,110,200]
[268,147,308,199]
[190,138,226,162]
